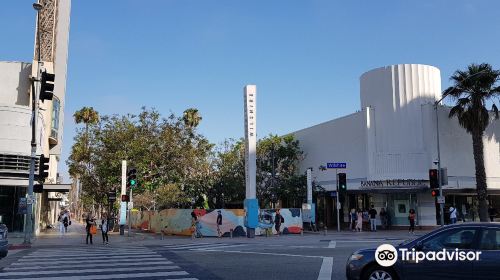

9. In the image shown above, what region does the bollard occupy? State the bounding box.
[230,228,233,238]
[301,228,304,236]
[324,226,327,236]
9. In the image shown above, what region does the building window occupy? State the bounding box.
[51,97,60,140]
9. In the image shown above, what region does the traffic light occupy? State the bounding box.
[121,194,130,202]
[429,169,439,188]
[431,188,439,197]
[127,168,137,188]
[34,184,44,193]
[40,71,55,101]
[38,154,50,180]
[338,173,347,192]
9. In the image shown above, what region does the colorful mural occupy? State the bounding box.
[130,208,303,237]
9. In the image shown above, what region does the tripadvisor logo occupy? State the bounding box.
[375,244,482,266]
[375,244,398,267]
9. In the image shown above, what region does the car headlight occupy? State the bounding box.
[350,253,364,261]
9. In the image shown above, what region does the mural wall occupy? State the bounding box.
[130,208,302,237]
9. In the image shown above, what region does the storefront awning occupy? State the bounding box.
[41,184,71,193]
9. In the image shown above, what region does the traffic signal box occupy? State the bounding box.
[40,71,55,101]
[431,188,439,197]
[429,169,439,189]
[338,173,347,201]
[38,154,50,180]
[127,168,137,188]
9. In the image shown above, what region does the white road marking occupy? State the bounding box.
[11,257,165,266]
[0,265,180,276]
[317,257,333,280]
[4,261,173,271]
[327,241,336,248]
[191,244,247,251]
[193,249,323,259]
[0,271,189,280]
[19,254,159,262]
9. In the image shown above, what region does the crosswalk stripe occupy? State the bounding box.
[4,261,173,271]
[19,254,159,262]
[164,243,232,250]
[162,243,214,248]
[0,270,189,280]
[23,252,156,258]
[191,244,247,251]
[0,265,180,277]
[11,257,165,266]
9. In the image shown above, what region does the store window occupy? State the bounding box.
[51,97,60,140]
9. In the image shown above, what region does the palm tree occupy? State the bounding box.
[444,63,500,222]
[182,108,202,128]
[73,107,99,164]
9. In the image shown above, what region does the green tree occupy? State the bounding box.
[182,108,202,128]
[445,63,500,222]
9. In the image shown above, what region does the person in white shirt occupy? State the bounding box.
[449,206,457,224]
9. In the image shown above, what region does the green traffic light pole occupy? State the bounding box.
[335,169,340,232]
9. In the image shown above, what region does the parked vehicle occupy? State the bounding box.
[0,224,8,259]
[346,223,500,280]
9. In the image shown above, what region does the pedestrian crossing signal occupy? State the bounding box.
[121,195,130,202]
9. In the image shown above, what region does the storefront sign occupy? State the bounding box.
[360,179,428,188]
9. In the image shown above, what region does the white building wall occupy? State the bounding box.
[361,64,441,180]
[293,111,367,190]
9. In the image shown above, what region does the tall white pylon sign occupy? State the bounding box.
[244,85,258,238]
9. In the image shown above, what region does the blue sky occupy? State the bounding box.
[2,0,500,182]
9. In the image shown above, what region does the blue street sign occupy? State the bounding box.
[327,162,346,169]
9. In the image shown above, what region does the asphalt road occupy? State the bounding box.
[0,230,421,280]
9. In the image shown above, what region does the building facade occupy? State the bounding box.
[292,64,500,228]
[0,0,71,233]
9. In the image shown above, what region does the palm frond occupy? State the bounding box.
[492,104,499,120]
[449,104,464,118]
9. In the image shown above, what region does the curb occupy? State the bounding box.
[8,244,31,250]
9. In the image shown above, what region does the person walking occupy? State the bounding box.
[368,205,377,232]
[350,209,357,231]
[356,209,363,232]
[63,210,71,233]
[216,210,223,238]
[449,206,457,224]
[57,211,66,237]
[408,209,416,234]
[101,214,109,245]
[86,213,96,245]
[274,209,284,235]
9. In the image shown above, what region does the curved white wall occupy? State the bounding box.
[361,64,441,180]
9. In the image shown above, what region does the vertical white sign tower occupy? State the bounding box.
[244,85,258,237]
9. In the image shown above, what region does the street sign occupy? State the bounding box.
[327,162,346,169]
[26,195,35,205]
[437,196,445,204]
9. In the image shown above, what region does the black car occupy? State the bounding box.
[0,224,7,259]
[346,223,500,280]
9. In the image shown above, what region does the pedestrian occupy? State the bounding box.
[350,209,357,231]
[488,205,497,222]
[63,210,71,233]
[274,209,284,235]
[408,209,416,234]
[58,211,66,237]
[449,206,457,224]
[368,205,377,232]
[216,210,223,238]
[86,213,96,244]
[380,208,387,230]
[101,214,109,245]
[191,210,202,238]
[356,209,363,232]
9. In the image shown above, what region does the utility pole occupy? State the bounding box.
[335,169,340,232]
[24,1,43,244]
[435,103,445,226]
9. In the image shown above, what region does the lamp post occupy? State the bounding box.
[24,1,43,244]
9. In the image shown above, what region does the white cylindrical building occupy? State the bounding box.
[361,64,441,181]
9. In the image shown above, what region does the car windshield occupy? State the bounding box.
[398,236,419,247]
